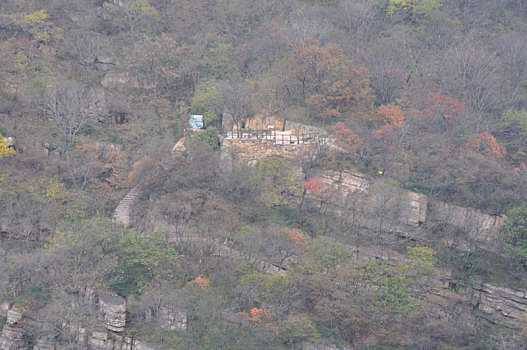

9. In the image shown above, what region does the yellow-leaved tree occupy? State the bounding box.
[0,135,15,158]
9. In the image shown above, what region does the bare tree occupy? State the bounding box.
[41,81,105,152]
[338,0,379,51]
[218,79,254,135]
[494,32,527,110]
[363,39,406,103]
[61,29,113,73]
[444,43,500,132]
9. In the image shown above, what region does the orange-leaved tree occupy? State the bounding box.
[287,37,374,122]
[427,93,465,119]
[374,103,405,141]
[329,121,360,149]
[239,308,279,334]
[466,132,507,158]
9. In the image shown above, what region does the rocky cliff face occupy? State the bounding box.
[428,200,505,252]
[347,242,527,328]
[312,169,506,254]
[0,305,26,350]
[98,292,126,333]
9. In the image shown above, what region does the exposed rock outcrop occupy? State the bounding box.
[0,305,26,350]
[32,339,55,350]
[428,200,505,251]
[157,307,187,331]
[98,292,126,332]
[101,73,139,90]
[474,284,527,320]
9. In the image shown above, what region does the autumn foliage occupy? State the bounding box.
[374,103,405,140]
[239,308,279,334]
[466,132,507,158]
[187,275,211,289]
[427,93,465,119]
[302,177,325,194]
[329,122,359,149]
[281,228,307,245]
[128,157,155,182]
[288,38,374,121]
[0,135,15,158]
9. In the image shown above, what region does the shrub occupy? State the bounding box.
[500,204,527,269]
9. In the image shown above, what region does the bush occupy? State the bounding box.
[500,204,527,269]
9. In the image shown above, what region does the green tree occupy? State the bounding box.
[500,204,527,269]
[250,156,301,207]
[191,127,220,150]
[190,83,221,126]
[123,0,158,34]
[107,230,181,296]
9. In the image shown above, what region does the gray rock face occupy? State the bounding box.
[428,200,505,251]
[5,307,23,326]
[32,339,55,350]
[0,305,26,350]
[98,292,126,332]
[475,284,527,320]
[89,331,133,350]
[0,303,11,317]
[61,322,88,345]
[101,73,139,90]
[157,307,187,331]
[89,332,108,350]
[312,170,506,252]
[0,325,26,350]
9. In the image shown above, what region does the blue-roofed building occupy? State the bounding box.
[189,115,204,129]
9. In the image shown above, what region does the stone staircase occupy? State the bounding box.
[113,187,141,227]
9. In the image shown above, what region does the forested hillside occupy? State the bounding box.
[1,0,527,349]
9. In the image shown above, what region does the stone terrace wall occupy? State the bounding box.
[221,138,309,165]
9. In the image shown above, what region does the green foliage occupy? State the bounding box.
[123,0,158,23]
[297,236,349,274]
[354,260,418,317]
[502,109,527,155]
[0,316,5,332]
[373,274,418,317]
[407,245,437,276]
[191,127,220,150]
[500,204,527,269]
[107,231,181,296]
[191,83,221,126]
[250,156,301,206]
[386,0,442,26]
[279,316,319,345]
[237,272,290,307]
[412,0,441,19]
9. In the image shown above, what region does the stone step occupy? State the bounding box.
[113,187,141,227]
